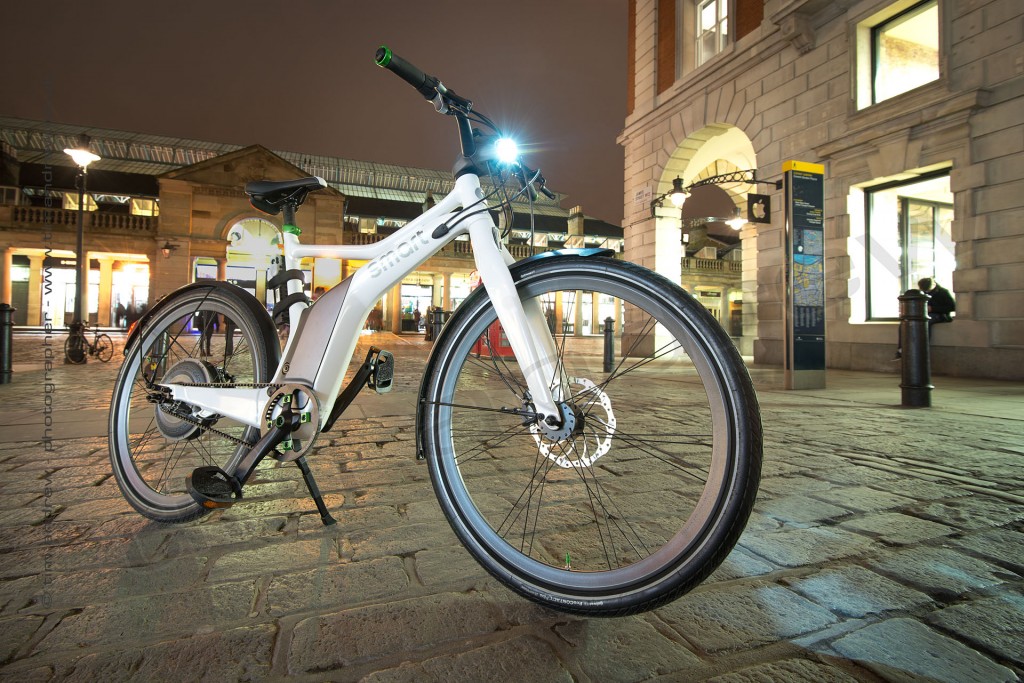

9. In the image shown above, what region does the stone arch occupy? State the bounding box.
[658,124,758,198]
[654,124,759,354]
[223,216,286,308]
[216,209,281,243]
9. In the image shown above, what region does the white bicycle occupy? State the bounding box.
[108,47,762,616]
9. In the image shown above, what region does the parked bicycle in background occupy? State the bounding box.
[65,322,113,364]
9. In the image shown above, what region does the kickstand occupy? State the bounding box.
[295,456,336,526]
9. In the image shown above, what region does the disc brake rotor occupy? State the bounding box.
[530,377,616,468]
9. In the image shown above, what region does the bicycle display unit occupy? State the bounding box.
[108,48,762,616]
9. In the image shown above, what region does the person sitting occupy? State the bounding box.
[893,277,955,360]
[919,277,955,328]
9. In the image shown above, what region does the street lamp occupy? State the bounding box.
[726,209,747,231]
[650,176,689,215]
[63,134,100,362]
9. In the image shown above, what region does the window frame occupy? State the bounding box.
[863,169,953,321]
[695,0,730,67]
[870,0,939,105]
[856,0,941,110]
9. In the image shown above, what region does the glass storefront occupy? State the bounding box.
[9,253,149,327]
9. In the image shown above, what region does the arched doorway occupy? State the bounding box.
[222,217,292,313]
[653,124,759,355]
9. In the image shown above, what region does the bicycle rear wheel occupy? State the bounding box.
[94,333,114,362]
[108,285,278,523]
[420,256,761,616]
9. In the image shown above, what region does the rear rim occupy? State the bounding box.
[428,267,747,597]
[96,334,114,362]
[110,291,268,514]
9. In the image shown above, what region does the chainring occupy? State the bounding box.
[260,383,321,461]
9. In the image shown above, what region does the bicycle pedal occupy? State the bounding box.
[368,350,394,394]
[186,466,242,509]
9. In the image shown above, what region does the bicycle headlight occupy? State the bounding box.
[495,137,519,165]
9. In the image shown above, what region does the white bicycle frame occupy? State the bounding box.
[164,172,564,429]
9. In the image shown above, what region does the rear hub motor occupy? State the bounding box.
[154,359,216,440]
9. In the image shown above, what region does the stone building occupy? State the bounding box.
[621,0,1023,379]
[0,117,622,334]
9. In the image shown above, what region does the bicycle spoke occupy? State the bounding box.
[111,292,271,519]
[462,351,527,401]
[451,419,533,466]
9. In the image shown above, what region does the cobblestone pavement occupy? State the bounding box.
[0,330,1022,682]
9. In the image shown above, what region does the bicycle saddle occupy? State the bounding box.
[245,176,327,215]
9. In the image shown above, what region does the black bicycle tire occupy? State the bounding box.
[64,335,86,364]
[421,256,761,616]
[95,334,114,362]
[108,285,277,523]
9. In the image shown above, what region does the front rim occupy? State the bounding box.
[429,268,741,595]
[110,293,265,513]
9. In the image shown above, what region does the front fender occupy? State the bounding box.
[414,248,615,460]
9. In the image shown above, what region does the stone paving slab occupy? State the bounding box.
[0,333,1022,681]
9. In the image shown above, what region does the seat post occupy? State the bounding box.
[282,203,297,229]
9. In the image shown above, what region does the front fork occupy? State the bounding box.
[468,220,564,424]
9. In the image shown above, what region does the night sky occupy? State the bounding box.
[3,1,628,223]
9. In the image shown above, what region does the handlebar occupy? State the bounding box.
[375,46,555,201]
[374,46,437,101]
[375,46,472,112]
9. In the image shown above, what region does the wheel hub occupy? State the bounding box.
[154,359,216,440]
[530,377,616,469]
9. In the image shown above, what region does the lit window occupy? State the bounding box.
[864,173,953,320]
[130,198,159,216]
[871,0,939,104]
[63,192,97,211]
[697,0,729,66]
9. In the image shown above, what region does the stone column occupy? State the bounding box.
[740,223,759,357]
[27,254,44,326]
[653,206,683,286]
[97,257,114,327]
[574,290,584,337]
[554,291,564,335]
[432,274,443,308]
[216,257,227,282]
[442,272,452,310]
[388,284,402,333]
[720,286,731,332]
[0,248,11,304]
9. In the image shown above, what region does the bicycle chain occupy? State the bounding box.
[151,381,284,449]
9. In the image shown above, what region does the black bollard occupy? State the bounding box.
[430,310,445,344]
[0,304,14,384]
[603,316,615,373]
[899,289,932,407]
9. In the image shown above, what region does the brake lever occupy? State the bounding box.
[520,163,555,200]
[432,82,473,115]
[516,165,539,201]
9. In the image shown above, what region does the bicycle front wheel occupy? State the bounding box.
[64,335,86,364]
[420,256,761,616]
[108,285,278,523]
[94,333,114,362]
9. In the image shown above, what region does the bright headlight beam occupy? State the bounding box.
[495,138,519,164]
